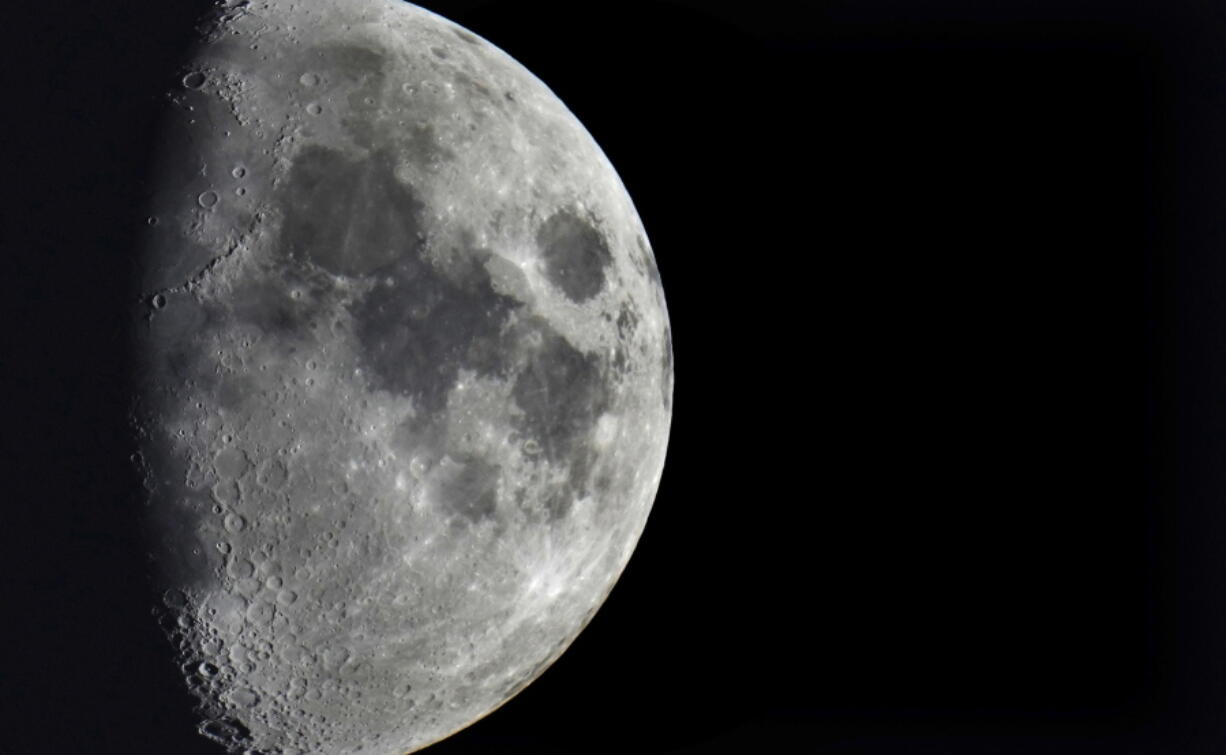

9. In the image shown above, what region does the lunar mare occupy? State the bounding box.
[131,2,671,753]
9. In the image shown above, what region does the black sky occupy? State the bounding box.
[2,0,1223,752]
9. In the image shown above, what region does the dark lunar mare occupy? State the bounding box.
[269,142,616,526]
[303,43,392,149]
[536,208,613,303]
[510,327,609,459]
[279,145,425,277]
[350,245,519,422]
[508,318,612,521]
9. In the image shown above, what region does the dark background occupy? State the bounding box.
[1,0,1221,752]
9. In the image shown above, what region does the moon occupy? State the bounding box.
[131,1,672,753]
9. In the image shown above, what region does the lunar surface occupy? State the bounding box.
[130,1,671,753]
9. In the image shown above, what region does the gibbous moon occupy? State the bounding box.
[131,1,672,753]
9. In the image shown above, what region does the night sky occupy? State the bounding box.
[2,0,1223,752]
